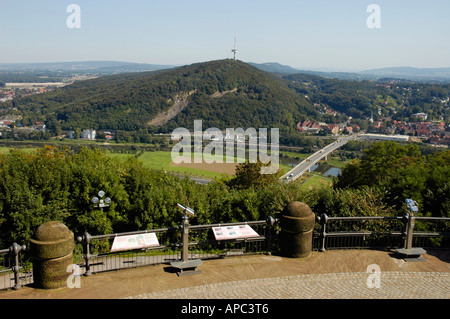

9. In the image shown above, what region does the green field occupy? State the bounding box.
[325,155,348,169]
[108,151,227,179]
[280,150,311,160]
[108,151,292,180]
[0,147,37,154]
[298,173,333,190]
[0,144,345,186]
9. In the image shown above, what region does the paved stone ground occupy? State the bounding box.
[1,249,449,299]
[127,272,450,299]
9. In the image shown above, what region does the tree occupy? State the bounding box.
[45,115,62,136]
[422,150,450,217]
[227,160,280,190]
[335,141,449,215]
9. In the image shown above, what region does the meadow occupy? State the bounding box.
[0,145,345,183]
[108,150,293,180]
[0,147,37,154]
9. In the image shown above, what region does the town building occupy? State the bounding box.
[412,113,428,120]
[81,129,96,140]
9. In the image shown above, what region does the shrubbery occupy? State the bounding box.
[334,141,450,217]
[0,146,301,247]
[0,142,448,248]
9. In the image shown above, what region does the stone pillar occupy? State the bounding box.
[30,221,74,289]
[280,201,315,258]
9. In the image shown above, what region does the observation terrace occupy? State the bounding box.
[1,214,449,301]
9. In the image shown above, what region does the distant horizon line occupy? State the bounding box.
[0,59,449,73]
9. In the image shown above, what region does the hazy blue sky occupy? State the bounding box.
[1,0,449,70]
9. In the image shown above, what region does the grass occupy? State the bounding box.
[108,148,342,183]
[0,144,290,180]
[279,150,312,160]
[325,155,348,169]
[299,173,333,190]
[0,143,343,185]
[138,151,229,179]
[0,147,38,154]
[108,150,292,180]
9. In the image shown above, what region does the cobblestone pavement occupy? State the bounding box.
[126,272,450,299]
[2,250,449,299]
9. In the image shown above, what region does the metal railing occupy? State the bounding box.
[315,214,450,251]
[75,218,276,276]
[1,213,449,290]
[0,243,31,290]
[412,217,450,248]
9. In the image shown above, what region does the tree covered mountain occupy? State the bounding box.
[1,59,449,137]
[283,73,450,123]
[5,59,321,133]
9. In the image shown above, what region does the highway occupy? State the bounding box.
[280,134,359,182]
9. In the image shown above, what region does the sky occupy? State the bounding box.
[0,0,449,71]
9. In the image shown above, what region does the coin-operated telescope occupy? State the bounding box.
[405,198,419,213]
[170,203,202,276]
[177,203,194,262]
[177,203,195,218]
[395,198,427,261]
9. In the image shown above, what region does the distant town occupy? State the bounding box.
[0,114,447,150]
[296,117,450,147]
[0,84,57,103]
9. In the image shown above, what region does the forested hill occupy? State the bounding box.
[282,73,450,123]
[4,59,449,135]
[7,59,321,133]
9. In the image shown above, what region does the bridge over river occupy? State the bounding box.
[280,134,360,182]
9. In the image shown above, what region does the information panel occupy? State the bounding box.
[212,225,259,241]
[111,233,160,252]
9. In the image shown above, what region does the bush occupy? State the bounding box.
[0,146,298,246]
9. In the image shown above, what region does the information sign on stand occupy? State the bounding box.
[111,233,160,252]
[212,225,259,241]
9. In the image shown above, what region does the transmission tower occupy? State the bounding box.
[231,34,238,60]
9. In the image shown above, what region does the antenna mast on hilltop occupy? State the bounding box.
[231,34,238,60]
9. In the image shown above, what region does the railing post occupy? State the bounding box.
[265,216,277,255]
[77,232,92,276]
[9,242,26,290]
[405,213,416,249]
[317,213,329,252]
[401,213,409,248]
